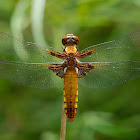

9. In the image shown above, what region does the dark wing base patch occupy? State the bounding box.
[48,64,65,78]
[77,64,94,78]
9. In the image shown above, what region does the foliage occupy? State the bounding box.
[0,0,140,140]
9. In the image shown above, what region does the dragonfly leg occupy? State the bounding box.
[49,50,66,59]
[76,49,94,58]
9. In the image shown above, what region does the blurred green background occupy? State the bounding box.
[0,0,140,140]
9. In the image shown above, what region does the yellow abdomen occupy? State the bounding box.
[64,67,78,121]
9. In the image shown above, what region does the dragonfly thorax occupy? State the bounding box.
[65,45,77,53]
[64,53,78,66]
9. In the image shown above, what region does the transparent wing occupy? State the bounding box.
[79,30,140,62]
[0,60,63,89]
[79,60,140,88]
[0,32,62,63]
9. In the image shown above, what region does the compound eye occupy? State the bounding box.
[62,39,67,45]
[75,38,79,44]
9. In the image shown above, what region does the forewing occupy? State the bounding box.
[0,60,63,89]
[79,30,140,62]
[79,60,140,88]
[0,32,62,63]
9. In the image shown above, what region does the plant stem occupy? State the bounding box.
[60,96,66,140]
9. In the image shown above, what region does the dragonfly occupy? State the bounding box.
[0,31,140,121]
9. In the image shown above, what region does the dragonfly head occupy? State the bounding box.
[62,34,79,46]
